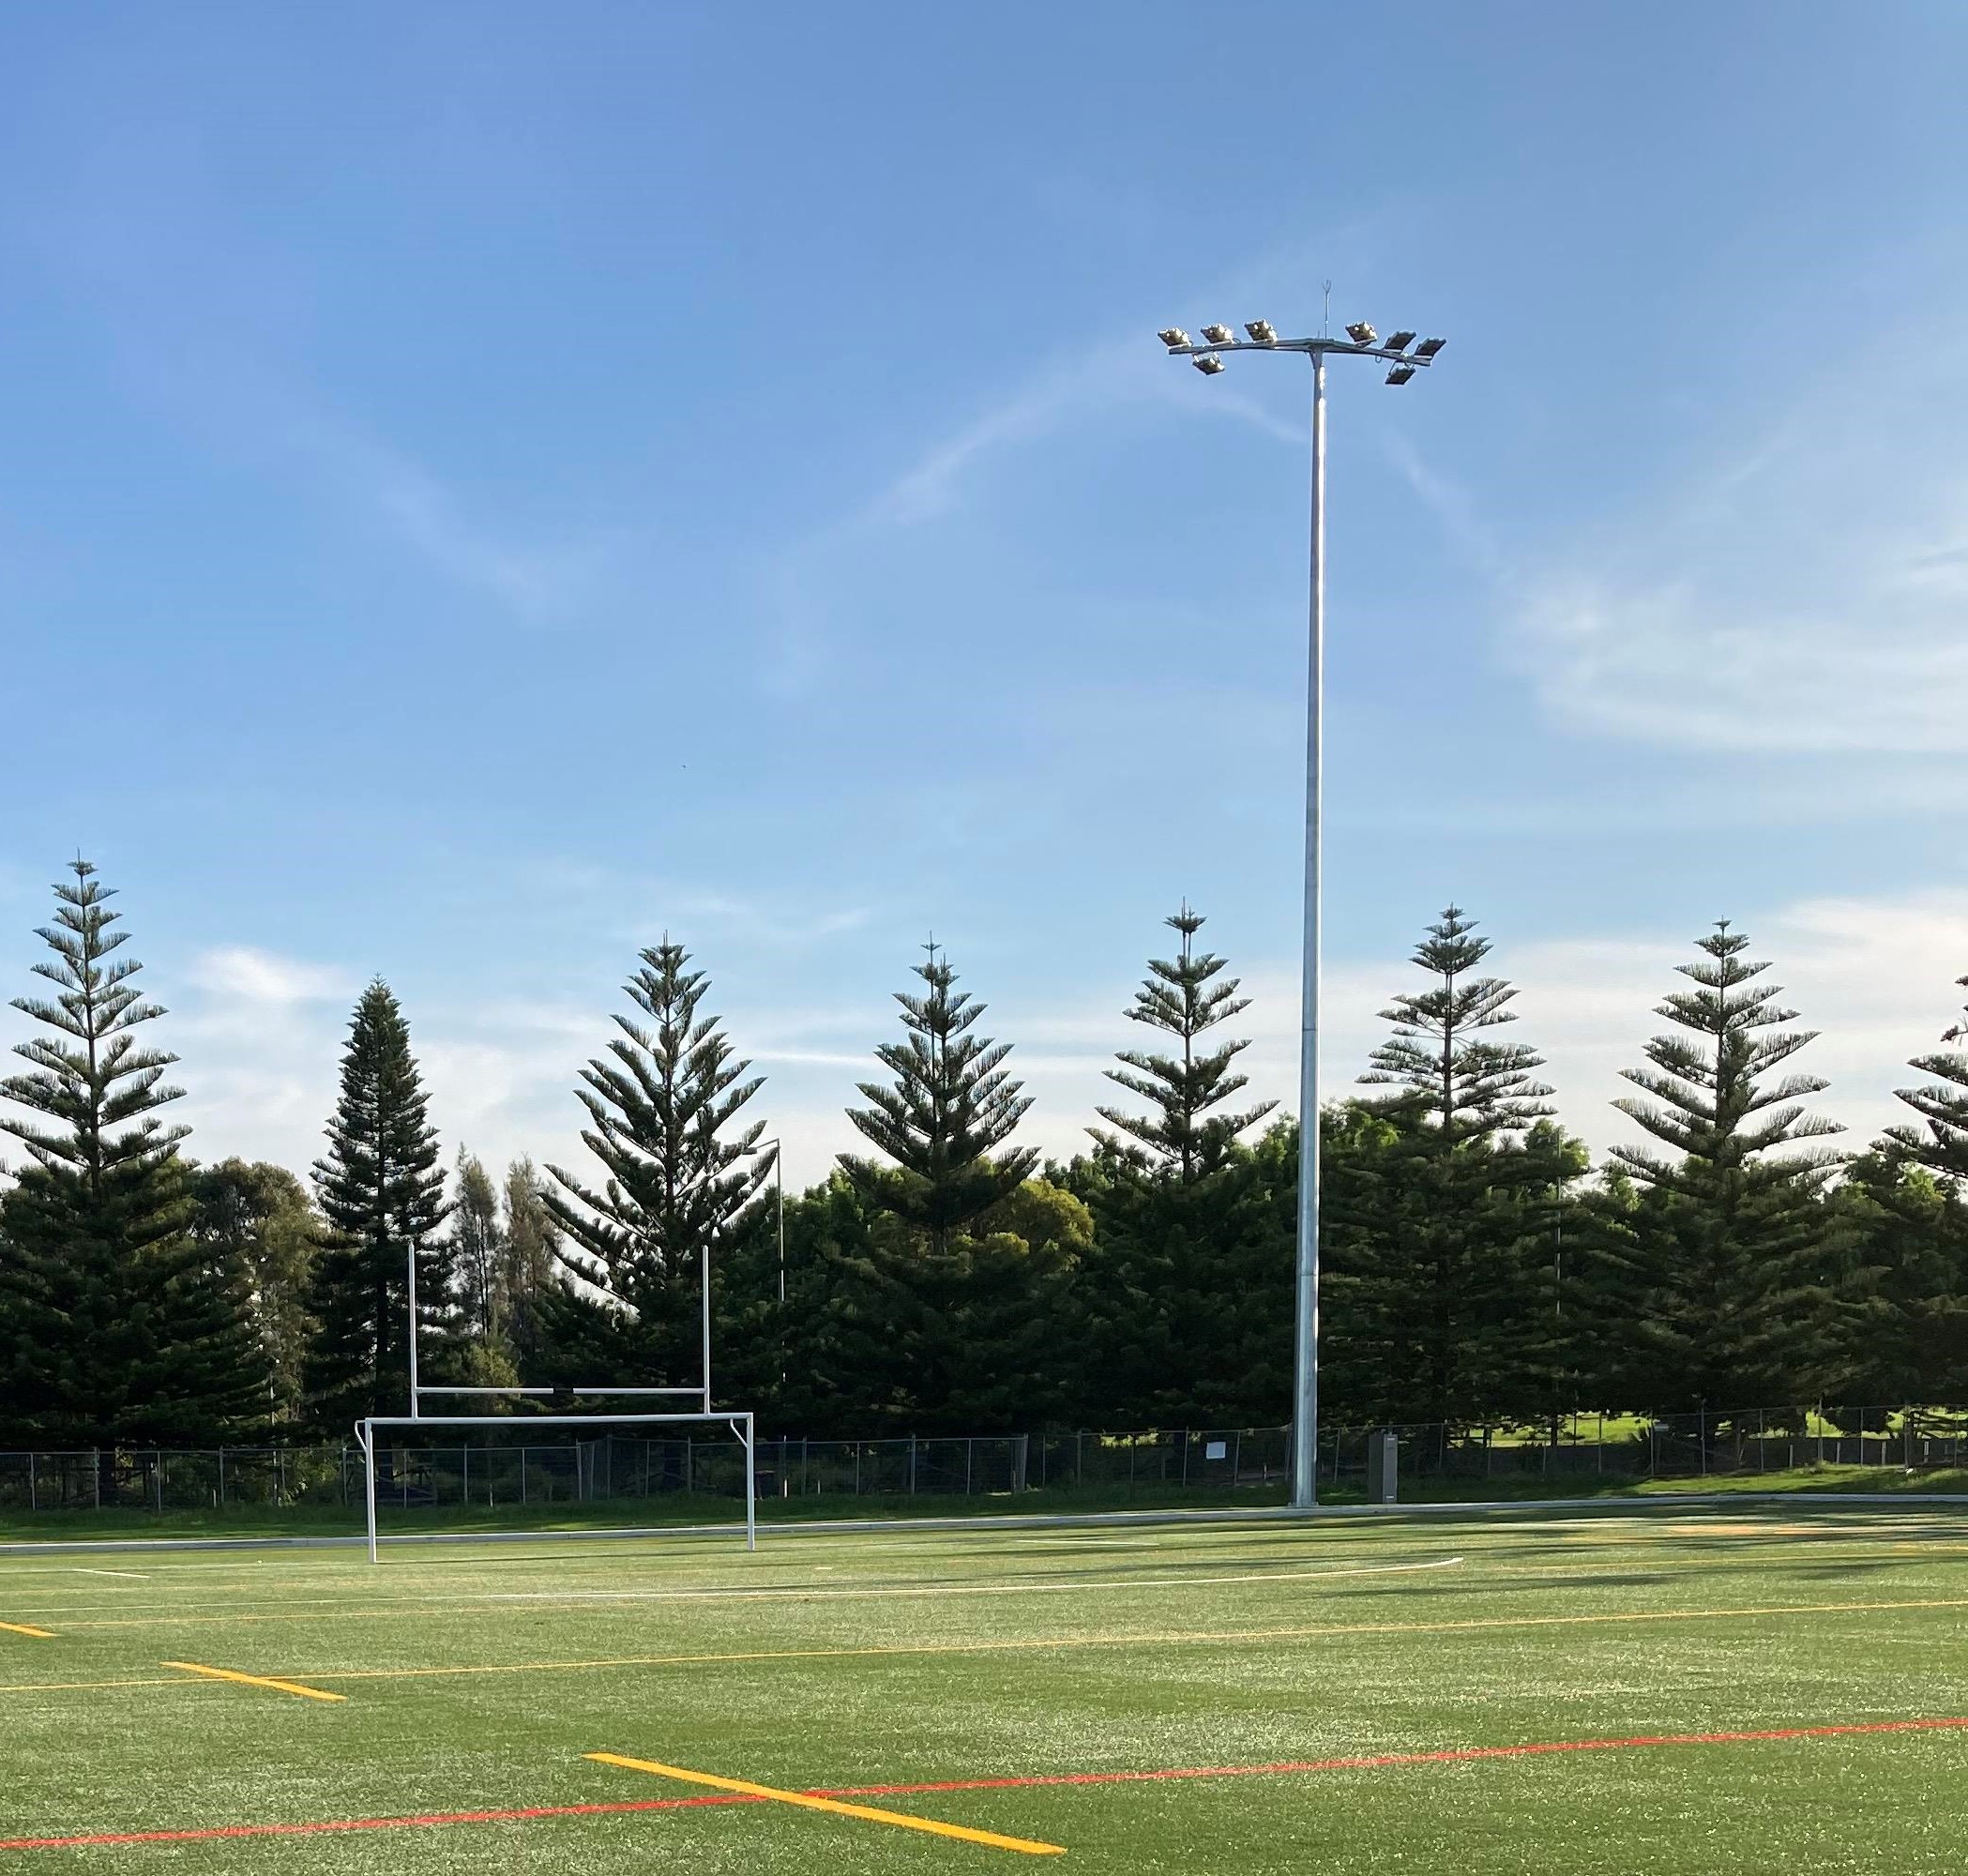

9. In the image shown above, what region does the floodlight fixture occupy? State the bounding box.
[1194,354,1226,374]
[1200,324,1234,345]
[1413,337,1446,358]
[1345,321,1378,346]
[1383,331,1416,354]
[1244,319,1279,343]
[1159,328,1191,349]
[1385,364,1416,386]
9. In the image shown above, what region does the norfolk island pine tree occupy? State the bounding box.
[543,938,773,1390]
[0,859,264,1445]
[1602,920,1849,1418]
[1325,906,1583,1428]
[1078,906,1286,1428]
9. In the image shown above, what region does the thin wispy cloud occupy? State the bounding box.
[1509,318,1968,754]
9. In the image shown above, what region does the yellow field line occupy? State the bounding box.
[159,1660,346,1703]
[0,1621,54,1638]
[587,1751,1064,1856]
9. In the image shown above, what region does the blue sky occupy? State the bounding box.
[3,5,1966,1188]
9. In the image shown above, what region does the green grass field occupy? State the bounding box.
[5,1502,1967,1871]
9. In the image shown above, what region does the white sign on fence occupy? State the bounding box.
[1205,1441,1227,1460]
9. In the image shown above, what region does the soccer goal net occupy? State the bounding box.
[353,1411,757,1562]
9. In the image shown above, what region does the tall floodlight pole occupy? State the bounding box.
[1158,315,1446,1509]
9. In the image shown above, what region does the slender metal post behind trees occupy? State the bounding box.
[0,859,265,1445]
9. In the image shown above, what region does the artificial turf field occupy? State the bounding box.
[3,1504,1966,1872]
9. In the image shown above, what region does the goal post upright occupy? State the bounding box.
[356,1411,758,1565]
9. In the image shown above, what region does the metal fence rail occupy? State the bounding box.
[4,1407,1963,1515]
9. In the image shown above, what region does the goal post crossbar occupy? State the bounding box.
[412,1386,706,1399]
[355,1411,757,1564]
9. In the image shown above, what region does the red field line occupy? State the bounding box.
[5,1716,1964,1852]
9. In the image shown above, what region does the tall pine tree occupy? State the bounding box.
[1080,909,1286,1427]
[450,1149,505,1347]
[1605,921,1846,1414]
[1359,906,1554,1142]
[1885,971,1968,1182]
[302,980,452,1428]
[0,860,264,1445]
[840,942,1037,1248]
[1091,905,1275,1181]
[1329,907,1582,1426]
[499,1157,562,1368]
[545,940,771,1386]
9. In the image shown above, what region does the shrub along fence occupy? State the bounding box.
[4,1408,1964,1516]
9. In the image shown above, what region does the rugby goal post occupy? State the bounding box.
[354,1411,757,1564]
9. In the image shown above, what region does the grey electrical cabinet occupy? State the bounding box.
[1366,1429,1398,1505]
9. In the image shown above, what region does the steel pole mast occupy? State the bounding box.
[1294,349,1326,1510]
[1156,315,1445,1511]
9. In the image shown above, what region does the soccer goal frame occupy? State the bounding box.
[354,1412,757,1564]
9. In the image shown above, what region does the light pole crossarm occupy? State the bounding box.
[1166,339,1435,368]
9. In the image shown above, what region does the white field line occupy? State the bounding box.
[70,1568,148,1580]
[28,1556,1470,1629]
[481,1556,1469,1606]
[0,1540,1470,1619]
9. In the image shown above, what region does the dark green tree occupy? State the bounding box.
[0,860,265,1445]
[545,940,771,1386]
[189,1158,321,1430]
[498,1157,562,1368]
[1829,1152,1968,1406]
[1091,906,1276,1181]
[302,980,453,1428]
[1885,972,1968,1182]
[450,1148,505,1346]
[1358,905,1553,1142]
[1075,909,1288,1427]
[841,942,1037,1248]
[1606,921,1847,1413]
[1328,908,1583,1427]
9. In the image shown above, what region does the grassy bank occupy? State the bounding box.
[4,1461,1966,1543]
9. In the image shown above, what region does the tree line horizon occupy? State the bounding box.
[4,856,1967,1450]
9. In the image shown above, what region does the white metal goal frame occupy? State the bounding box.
[354,1411,757,1564]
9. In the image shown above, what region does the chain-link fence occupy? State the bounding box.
[4,1408,1963,1517]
